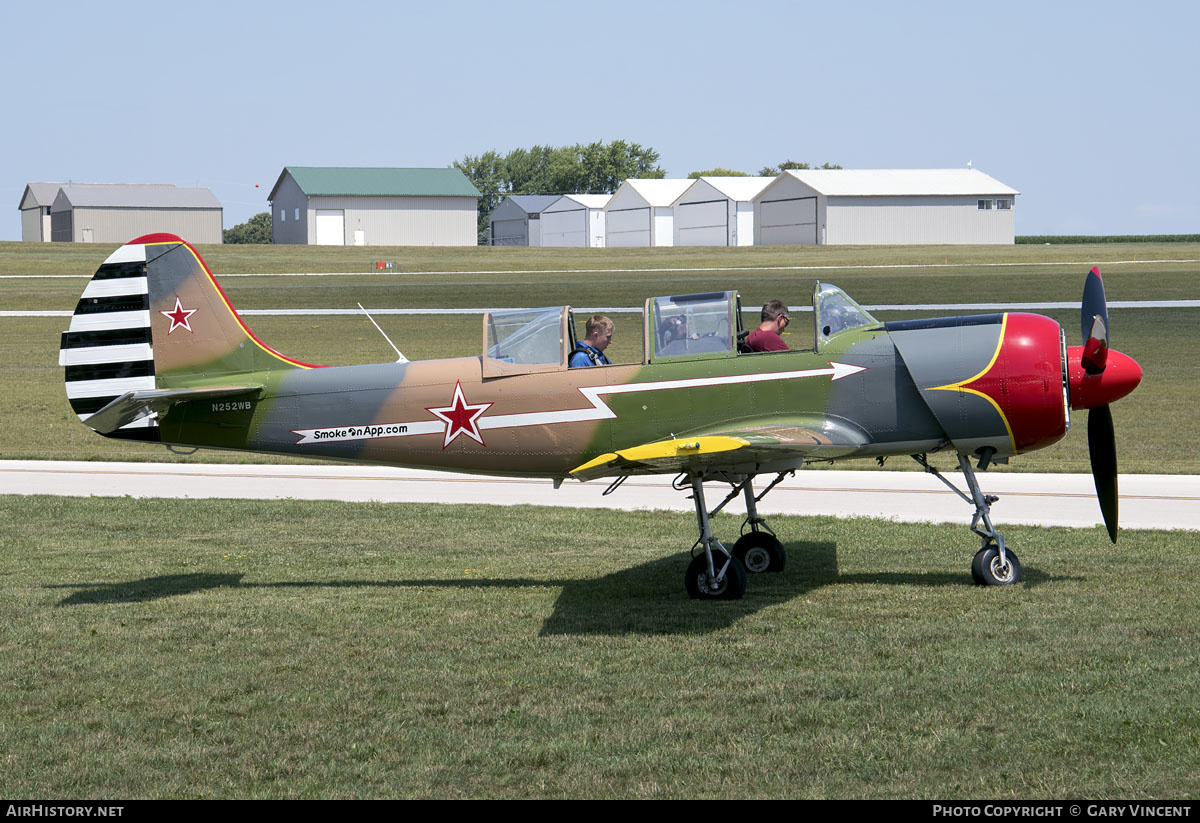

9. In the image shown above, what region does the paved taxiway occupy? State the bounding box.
[2,461,1198,531]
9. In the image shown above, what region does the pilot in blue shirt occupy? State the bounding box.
[570,315,614,367]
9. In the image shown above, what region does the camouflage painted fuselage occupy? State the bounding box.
[62,235,1080,481]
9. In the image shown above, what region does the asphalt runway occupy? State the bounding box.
[3,460,1198,532]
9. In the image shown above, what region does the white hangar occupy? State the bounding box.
[604,179,693,247]
[30,183,223,244]
[539,194,611,247]
[671,177,773,247]
[753,169,1019,245]
[487,194,560,246]
[268,167,481,246]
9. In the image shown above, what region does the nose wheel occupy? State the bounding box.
[914,453,1023,586]
[972,542,1022,586]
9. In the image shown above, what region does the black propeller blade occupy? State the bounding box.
[1081,266,1110,346]
[1081,266,1119,542]
[1088,404,1119,542]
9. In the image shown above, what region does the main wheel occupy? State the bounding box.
[971,544,1022,586]
[733,532,786,573]
[685,553,747,600]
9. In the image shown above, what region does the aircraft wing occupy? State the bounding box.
[83,385,262,434]
[570,417,869,481]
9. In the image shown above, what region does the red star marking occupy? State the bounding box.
[160,296,197,334]
[426,381,493,449]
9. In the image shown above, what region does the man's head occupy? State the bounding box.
[585,314,614,351]
[760,300,790,332]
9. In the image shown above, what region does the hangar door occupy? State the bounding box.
[758,196,817,245]
[675,199,728,246]
[606,207,650,247]
[491,219,526,246]
[316,210,345,245]
[540,207,587,247]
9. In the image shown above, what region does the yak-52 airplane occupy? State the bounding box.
[60,234,1142,600]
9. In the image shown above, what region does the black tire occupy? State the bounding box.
[970,559,986,586]
[971,544,1022,586]
[733,532,786,574]
[685,553,747,600]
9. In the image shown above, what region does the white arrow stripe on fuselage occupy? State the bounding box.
[292,362,866,445]
[480,363,865,430]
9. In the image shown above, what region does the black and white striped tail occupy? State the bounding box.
[59,242,160,442]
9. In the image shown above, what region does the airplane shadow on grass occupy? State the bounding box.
[49,540,1073,635]
[539,541,1070,636]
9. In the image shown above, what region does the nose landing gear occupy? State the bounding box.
[913,453,1022,586]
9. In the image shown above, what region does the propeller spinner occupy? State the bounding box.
[1066,267,1143,542]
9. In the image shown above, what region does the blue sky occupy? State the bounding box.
[3,0,1197,240]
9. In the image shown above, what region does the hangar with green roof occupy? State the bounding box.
[268,166,481,246]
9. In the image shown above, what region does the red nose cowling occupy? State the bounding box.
[969,314,1070,454]
[1067,346,1143,410]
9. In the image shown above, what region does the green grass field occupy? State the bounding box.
[2,496,1197,799]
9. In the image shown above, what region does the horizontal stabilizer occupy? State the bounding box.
[84,385,262,434]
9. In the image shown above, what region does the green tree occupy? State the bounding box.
[758,160,843,176]
[575,140,665,193]
[223,212,272,244]
[687,168,749,179]
[454,151,507,241]
[454,140,666,242]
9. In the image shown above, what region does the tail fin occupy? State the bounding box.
[60,233,318,441]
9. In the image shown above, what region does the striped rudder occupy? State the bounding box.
[59,241,159,441]
[61,233,318,442]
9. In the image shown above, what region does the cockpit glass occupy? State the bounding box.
[652,293,734,358]
[486,307,565,365]
[814,283,879,340]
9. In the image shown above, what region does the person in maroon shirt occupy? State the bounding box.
[745,300,790,352]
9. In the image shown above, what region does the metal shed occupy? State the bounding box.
[488,194,560,246]
[18,183,64,242]
[672,177,773,247]
[603,179,692,247]
[539,194,610,247]
[753,169,1019,245]
[268,167,481,246]
[48,184,222,244]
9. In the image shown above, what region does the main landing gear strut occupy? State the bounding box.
[912,453,1022,586]
[679,471,790,600]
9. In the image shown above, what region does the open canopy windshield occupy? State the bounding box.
[813,282,880,347]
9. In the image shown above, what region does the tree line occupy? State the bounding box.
[454,141,666,241]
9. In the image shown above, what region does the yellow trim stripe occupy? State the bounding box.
[571,436,750,476]
[928,313,1016,452]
